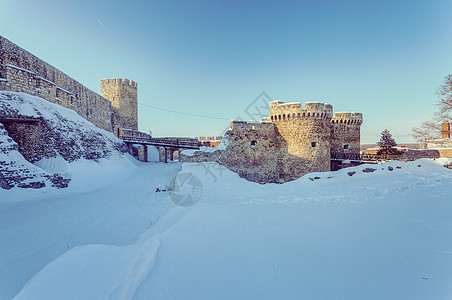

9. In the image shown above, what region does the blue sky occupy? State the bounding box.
[1,0,451,144]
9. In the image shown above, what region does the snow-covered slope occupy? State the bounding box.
[1,158,451,299]
[0,91,128,189]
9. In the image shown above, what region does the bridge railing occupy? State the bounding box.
[118,128,152,142]
[330,152,361,161]
[118,129,200,148]
[149,137,200,147]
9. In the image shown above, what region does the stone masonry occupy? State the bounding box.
[0,35,138,133]
[180,100,363,183]
[101,79,138,132]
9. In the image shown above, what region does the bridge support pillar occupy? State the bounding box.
[138,145,148,162]
[159,147,167,163]
[169,149,174,161]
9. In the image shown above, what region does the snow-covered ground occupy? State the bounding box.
[1,157,452,299]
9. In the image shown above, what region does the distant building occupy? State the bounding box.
[426,122,452,157]
[196,136,222,147]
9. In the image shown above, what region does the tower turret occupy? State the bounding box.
[330,112,363,159]
[101,78,138,131]
[267,100,333,180]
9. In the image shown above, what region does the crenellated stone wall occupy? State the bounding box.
[330,112,363,159]
[0,35,137,133]
[180,100,363,183]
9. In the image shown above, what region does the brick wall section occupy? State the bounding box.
[437,148,452,157]
[0,35,137,133]
[442,122,450,139]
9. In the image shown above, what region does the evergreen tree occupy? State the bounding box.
[377,129,398,155]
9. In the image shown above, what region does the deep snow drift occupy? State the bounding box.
[1,157,452,299]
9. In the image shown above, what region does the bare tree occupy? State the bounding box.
[411,74,452,144]
[436,74,452,118]
[411,121,441,148]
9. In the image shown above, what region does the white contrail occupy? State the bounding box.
[96,17,108,31]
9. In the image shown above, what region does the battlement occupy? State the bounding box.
[101,77,138,131]
[269,100,333,122]
[101,78,137,88]
[331,112,363,125]
[230,120,275,134]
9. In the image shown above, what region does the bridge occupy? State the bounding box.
[118,128,200,163]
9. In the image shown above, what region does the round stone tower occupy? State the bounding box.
[101,78,138,131]
[268,100,333,181]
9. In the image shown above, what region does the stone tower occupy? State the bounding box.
[268,100,333,179]
[101,78,138,131]
[179,99,363,184]
[330,112,363,158]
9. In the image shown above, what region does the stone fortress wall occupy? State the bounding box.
[0,35,137,133]
[330,112,363,158]
[180,100,363,183]
[268,101,334,178]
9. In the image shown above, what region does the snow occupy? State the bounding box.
[1,157,452,299]
[56,85,75,97]
[0,91,121,143]
[5,64,36,75]
[0,91,126,163]
[147,145,160,162]
[35,76,56,86]
[433,157,452,166]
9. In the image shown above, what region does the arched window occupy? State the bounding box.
[302,113,305,118]
[287,114,291,120]
[278,115,281,121]
[307,113,310,117]
[293,113,296,119]
[297,113,301,119]
[271,116,273,121]
[340,119,343,123]
[283,114,286,120]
